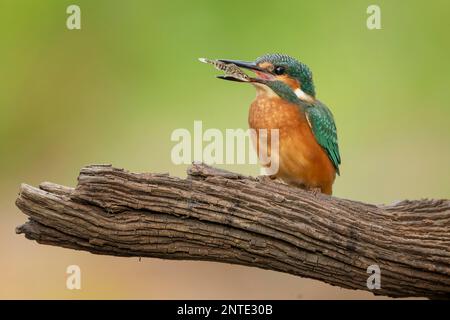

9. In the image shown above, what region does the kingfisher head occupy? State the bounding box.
[218,53,316,103]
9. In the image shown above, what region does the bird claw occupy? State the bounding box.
[257,175,276,183]
[308,187,322,197]
[257,175,287,185]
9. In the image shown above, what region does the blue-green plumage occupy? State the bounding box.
[304,101,341,175]
[256,53,316,97]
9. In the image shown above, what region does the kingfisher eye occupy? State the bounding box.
[274,66,285,75]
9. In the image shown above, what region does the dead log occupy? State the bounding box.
[15,163,450,299]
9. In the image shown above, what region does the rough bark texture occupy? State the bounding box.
[15,164,450,299]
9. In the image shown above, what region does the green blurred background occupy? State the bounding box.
[1,0,449,299]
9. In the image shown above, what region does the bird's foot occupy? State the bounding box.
[257,175,287,185]
[307,187,323,197]
[256,175,273,183]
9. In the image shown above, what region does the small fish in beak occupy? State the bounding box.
[198,58,250,82]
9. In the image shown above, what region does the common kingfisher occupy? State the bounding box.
[218,54,341,195]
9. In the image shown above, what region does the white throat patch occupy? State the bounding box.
[294,88,313,102]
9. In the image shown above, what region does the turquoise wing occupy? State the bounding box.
[304,101,341,175]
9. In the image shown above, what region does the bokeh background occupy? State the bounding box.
[1,0,449,299]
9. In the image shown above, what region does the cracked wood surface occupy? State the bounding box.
[15,163,450,299]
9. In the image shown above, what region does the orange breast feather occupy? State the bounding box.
[249,96,336,195]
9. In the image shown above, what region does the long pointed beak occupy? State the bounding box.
[217,59,266,72]
[216,75,248,82]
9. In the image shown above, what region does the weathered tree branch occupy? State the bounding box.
[15,164,450,299]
